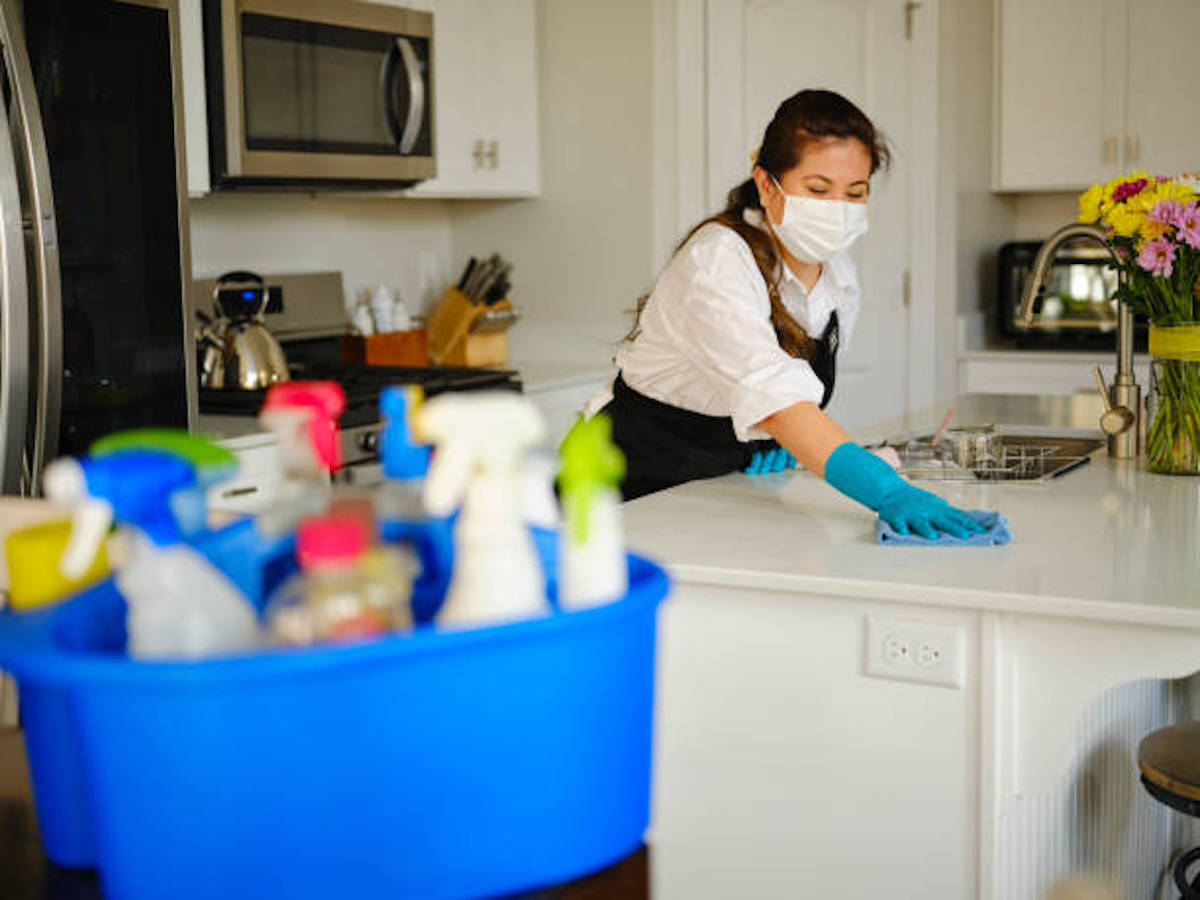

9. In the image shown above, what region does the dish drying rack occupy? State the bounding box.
[890,438,1090,482]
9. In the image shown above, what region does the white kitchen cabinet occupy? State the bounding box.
[994,0,1200,192]
[1126,0,1200,179]
[406,0,541,198]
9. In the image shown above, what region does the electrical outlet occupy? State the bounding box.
[864,615,965,689]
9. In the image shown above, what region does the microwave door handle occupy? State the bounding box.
[1,1,61,490]
[0,49,30,495]
[379,39,401,145]
[392,37,425,155]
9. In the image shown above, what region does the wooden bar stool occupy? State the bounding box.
[1139,722,1200,898]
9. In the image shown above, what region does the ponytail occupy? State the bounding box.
[626,177,815,360]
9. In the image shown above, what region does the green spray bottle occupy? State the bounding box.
[557,413,626,608]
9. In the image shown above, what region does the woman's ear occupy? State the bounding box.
[751,166,773,207]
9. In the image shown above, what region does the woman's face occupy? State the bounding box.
[755,137,873,227]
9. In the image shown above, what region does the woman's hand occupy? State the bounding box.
[760,403,987,540]
[821,441,985,539]
[873,482,984,540]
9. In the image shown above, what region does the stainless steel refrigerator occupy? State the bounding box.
[0,0,194,496]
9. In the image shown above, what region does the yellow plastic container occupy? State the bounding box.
[4,519,108,611]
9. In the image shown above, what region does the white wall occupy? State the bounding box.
[189,194,455,318]
[936,0,1017,370]
[1011,192,1079,241]
[446,0,654,369]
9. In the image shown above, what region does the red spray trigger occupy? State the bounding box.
[262,381,346,471]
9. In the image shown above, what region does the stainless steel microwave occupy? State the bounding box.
[203,0,434,188]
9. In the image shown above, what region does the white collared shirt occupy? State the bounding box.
[586,210,861,441]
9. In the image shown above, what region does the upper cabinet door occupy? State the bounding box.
[472,0,539,196]
[408,0,540,198]
[1125,0,1200,179]
[994,0,1123,192]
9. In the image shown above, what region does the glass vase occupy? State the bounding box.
[1146,324,1200,475]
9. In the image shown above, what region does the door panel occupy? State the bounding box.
[707,0,910,428]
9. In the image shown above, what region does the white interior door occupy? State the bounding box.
[706,0,914,429]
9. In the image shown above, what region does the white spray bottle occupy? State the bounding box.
[417,392,547,627]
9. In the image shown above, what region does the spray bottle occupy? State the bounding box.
[557,414,627,608]
[43,449,260,659]
[256,381,345,537]
[417,392,547,627]
[375,384,432,521]
[89,428,239,538]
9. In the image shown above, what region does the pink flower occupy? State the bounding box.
[1113,178,1149,203]
[1178,201,1200,250]
[1137,237,1177,277]
[1149,199,1185,229]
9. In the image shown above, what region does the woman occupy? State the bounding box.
[588,89,981,540]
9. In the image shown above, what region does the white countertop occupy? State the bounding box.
[624,393,1200,628]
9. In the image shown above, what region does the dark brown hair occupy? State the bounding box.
[629,89,890,359]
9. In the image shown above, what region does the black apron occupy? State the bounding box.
[603,311,839,501]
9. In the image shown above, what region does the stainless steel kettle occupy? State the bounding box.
[197,271,291,390]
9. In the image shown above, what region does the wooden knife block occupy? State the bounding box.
[427,287,511,367]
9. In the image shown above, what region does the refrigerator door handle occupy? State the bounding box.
[0,50,29,496]
[1,0,60,493]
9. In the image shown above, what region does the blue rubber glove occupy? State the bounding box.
[746,447,797,475]
[824,442,986,540]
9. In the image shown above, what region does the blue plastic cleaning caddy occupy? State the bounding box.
[0,522,669,900]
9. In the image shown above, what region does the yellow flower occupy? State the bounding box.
[1106,203,1144,238]
[1140,217,1169,242]
[1152,178,1197,206]
[1078,183,1104,224]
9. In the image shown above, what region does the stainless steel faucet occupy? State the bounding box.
[1016,223,1140,459]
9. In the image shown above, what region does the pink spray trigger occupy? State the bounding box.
[263,381,346,471]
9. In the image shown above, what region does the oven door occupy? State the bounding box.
[205,0,434,187]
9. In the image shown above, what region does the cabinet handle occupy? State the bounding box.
[1103,136,1118,165]
[472,139,486,170]
[1125,133,1140,164]
[485,140,499,169]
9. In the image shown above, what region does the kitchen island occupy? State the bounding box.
[627,394,1200,900]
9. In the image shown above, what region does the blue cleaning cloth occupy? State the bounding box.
[875,510,1012,546]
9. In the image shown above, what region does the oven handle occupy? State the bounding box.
[381,37,425,155]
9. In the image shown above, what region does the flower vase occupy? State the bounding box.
[1146,323,1200,475]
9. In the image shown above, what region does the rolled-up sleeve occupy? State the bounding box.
[657,232,825,441]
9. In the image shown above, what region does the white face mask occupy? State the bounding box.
[768,175,869,264]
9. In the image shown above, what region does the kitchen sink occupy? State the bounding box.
[885,433,1105,483]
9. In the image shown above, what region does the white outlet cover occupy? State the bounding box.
[864,615,966,689]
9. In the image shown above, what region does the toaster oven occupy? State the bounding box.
[996,239,1148,351]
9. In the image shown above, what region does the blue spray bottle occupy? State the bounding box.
[376,385,432,520]
[374,384,450,623]
[43,450,260,659]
